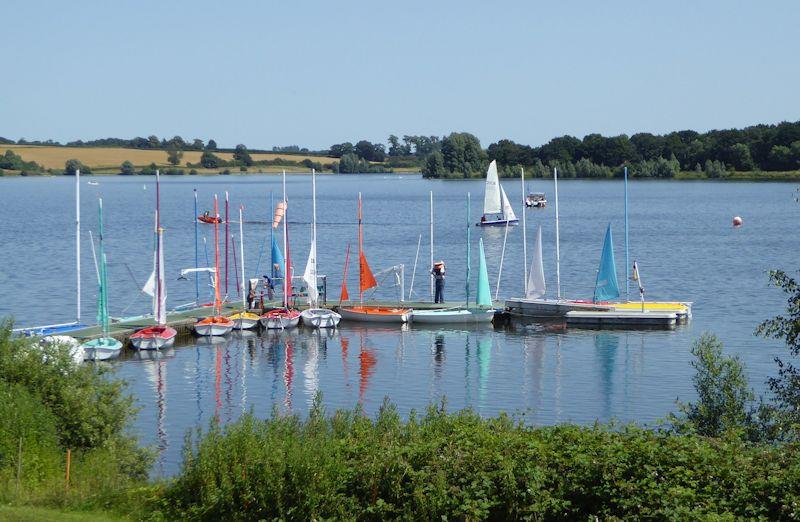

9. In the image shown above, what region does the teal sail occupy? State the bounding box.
[593,223,620,303]
[270,234,284,278]
[476,238,492,307]
[465,193,471,305]
[97,198,110,337]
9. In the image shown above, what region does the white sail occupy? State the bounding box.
[483,160,502,215]
[526,225,546,299]
[142,269,156,297]
[303,237,318,306]
[499,184,517,221]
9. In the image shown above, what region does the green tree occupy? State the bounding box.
[670,334,757,439]
[729,143,755,171]
[422,151,446,178]
[206,139,218,150]
[768,145,795,170]
[64,159,90,175]
[167,147,184,166]
[200,151,220,168]
[233,144,253,166]
[120,160,135,175]
[440,132,486,177]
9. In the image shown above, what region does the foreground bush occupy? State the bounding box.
[160,400,800,520]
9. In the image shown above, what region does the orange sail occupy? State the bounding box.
[272,201,286,229]
[340,244,351,303]
[359,251,377,294]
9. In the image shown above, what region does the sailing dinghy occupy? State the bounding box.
[131,171,178,349]
[228,204,260,329]
[300,169,341,328]
[339,193,411,323]
[412,193,495,323]
[260,171,301,329]
[477,160,518,226]
[192,194,234,336]
[81,199,123,360]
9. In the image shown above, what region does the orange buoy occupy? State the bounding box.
[732,216,743,227]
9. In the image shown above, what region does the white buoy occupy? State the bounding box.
[733,216,743,227]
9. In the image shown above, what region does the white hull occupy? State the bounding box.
[40,335,84,365]
[478,218,519,227]
[566,310,678,329]
[412,308,495,324]
[301,308,341,328]
[130,336,175,350]
[505,298,612,318]
[194,323,233,336]
[338,308,410,323]
[260,315,301,330]
[81,338,123,361]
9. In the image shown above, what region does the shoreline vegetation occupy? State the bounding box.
[3,119,800,180]
[2,268,800,519]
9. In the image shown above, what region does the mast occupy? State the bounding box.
[76,169,81,324]
[311,169,318,307]
[521,167,527,295]
[282,171,289,308]
[466,192,471,306]
[156,170,162,325]
[239,204,245,309]
[270,190,274,279]
[554,166,562,299]
[193,189,199,304]
[429,191,434,300]
[358,192,364,304]
[213,194,221,316]
[98,198,108,338]
[225,191,229,295]
[624,166,630,300]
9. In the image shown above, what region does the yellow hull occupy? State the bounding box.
[613,301,691,315]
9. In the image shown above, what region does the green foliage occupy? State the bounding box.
[205,139,217,150]
[704,159,730,178]
[670,334,759,439]
[199,151,220,168]
[165,147,183,166]
[158,398,800,520]
[139,163,158,176]
[337,153,389,173]
[0,150,43,174]
[119,161,135,175]
[63,159,90,176]
[756,270,800,441]
[232,144,253,167]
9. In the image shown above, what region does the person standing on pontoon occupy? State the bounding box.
[431,260,446,303]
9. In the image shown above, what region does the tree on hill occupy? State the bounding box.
[167,147,184,166]
[329,142,355,158]
[64,159,90,175]
[120,161,135,175]
[233,144,253,166]
[200,151,220,168]
[206,139,218,151]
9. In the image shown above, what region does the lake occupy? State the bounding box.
[1,173,796,477]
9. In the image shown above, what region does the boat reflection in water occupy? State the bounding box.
[138,348,175,478]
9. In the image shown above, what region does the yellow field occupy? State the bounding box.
[2,144,336,169]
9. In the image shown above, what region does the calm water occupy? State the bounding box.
[1,174,797,477]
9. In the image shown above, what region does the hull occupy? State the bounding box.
[412,308,495,324]
[300,308,342,328]
[81,337,123,361]
[194,317,234,336]
[339,306,411,323]
[477,219,519,227]
[130,325,177,350]
[566,310,678,329]
[40,335,84,365]
[228,312,260,330]
[505,298,612,318]
[612,301,692,320]
[260,309,301,329]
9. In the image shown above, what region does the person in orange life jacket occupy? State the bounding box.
[431,261,446,303]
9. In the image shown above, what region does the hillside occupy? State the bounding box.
[1,144,336,170]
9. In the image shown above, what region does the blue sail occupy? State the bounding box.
[476,238,493,307]
[270,234,284,278]
[593,224,620,302]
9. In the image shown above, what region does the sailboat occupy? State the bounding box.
[412,193,495,323]
[477,160,518,226]
[300,169,341,328]
[131,171,178,349]
[192,194,234,336]
[339,193,411,323]
[505,167,615,317]
[228,204,260,329]
[260,171,301,329]
[81,198,123,360]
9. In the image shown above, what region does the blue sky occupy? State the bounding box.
[2,1,797,150]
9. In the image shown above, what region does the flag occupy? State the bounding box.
[632,261,644,294]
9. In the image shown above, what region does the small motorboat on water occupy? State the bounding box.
[525,192,546,208]
[197,212,223,224]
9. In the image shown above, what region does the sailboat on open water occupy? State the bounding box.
[477,160,518,226]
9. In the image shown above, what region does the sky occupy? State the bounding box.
[2,1,798,150]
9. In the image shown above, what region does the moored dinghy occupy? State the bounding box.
[412,193,495,324]
[339,193,411,323]
[131,171,177,349]
[82,198,123,361]
[300,169,341,328]
[191,194,234,336]
[227,204,260,330]
[261,170,301,329]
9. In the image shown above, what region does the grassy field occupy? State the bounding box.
[1,144,337,169]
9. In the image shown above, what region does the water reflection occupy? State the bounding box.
[138,348,175,477]
[594,333,619,419]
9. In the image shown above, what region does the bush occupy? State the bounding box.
[158,398,800,520]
